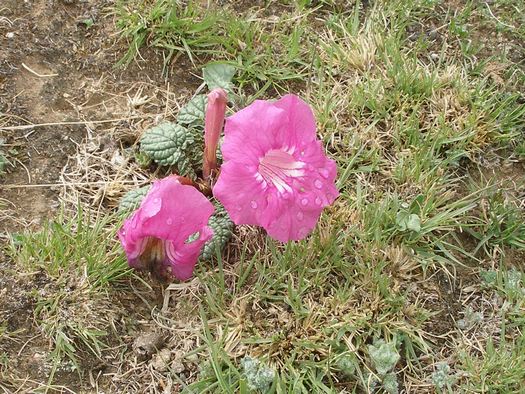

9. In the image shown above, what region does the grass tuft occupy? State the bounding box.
[7,208,131,368]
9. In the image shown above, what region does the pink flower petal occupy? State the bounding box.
[118,176,214,280]
[221,100,287,164]
[213,94,339,242]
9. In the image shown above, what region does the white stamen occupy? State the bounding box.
[258,149,304,195]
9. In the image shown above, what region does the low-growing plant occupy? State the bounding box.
[117,62,339,281]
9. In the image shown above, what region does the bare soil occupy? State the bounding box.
[0,0,199,391]
[0,0,200,231]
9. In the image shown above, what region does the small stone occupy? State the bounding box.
[185,353,199,363]
[171,358,185,374]
[428,29,438,40]
[133,332,165,360]
[151,348,172,372]
[6,32,14,39]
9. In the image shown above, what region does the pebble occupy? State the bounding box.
[132,332,165,360]
[151,348,172,372]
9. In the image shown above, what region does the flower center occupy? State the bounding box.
[139,237,166,265]
[258,149,304,194]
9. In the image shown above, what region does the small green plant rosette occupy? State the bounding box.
[368,339,400,376]
[241,356,275,392]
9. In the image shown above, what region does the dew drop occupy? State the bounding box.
[319,169,330,179]
[299,227,309,238]
[237,206,243,211]
[297,212,304,221]
[314,179,323,189]
[250,200,258,209]
[153,198,160,204]
[301,198,308,206]
[166,218,173,225]
[315,197,322,205]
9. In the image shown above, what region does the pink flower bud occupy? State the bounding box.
[203,88,228,178]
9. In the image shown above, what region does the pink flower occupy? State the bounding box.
[203,88,228,179]
[118,176,214,280]
[213,95,339,242]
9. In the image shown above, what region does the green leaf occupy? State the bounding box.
[81,18,94,28]
[140,122,196,177]
[396,211,421,233]
[406,214,421,232]
[177,95,207,125]
[0,152,6,174]
[241,356,275,392]
[382,373,399,394]
[395,211,409,231]
[409,194,425,214]
[368,340,400,376]
[203,63,236,92]
[119,186,151,213]
[201,204,234,261]
[140,122,192,166]
[480,270,497,285]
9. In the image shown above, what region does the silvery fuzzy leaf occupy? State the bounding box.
[119,185,151,213]
[368,340,400,376]
[203,63,236,93]
[140,122,194,167]
[140,122,198,178]
[201,203,234,261]
[178,95,207,125]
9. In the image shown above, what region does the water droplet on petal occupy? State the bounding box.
[301,198,308,206]
[237,206,243,211]
[153,198,160,204]
[299,227,309,238]
[315,197,322,205]
[251,200,258,209]
[314,179,323,189]
[166,218,173,225]
[297,212,304,221]
[320,169,330,179]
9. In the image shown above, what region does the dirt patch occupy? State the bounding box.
[0,0,203,391]
[0,0,200,232]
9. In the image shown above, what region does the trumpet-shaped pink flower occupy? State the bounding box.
[118,176,214,280]
[213,95,339,242]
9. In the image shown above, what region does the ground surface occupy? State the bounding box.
[1,0,525,393]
